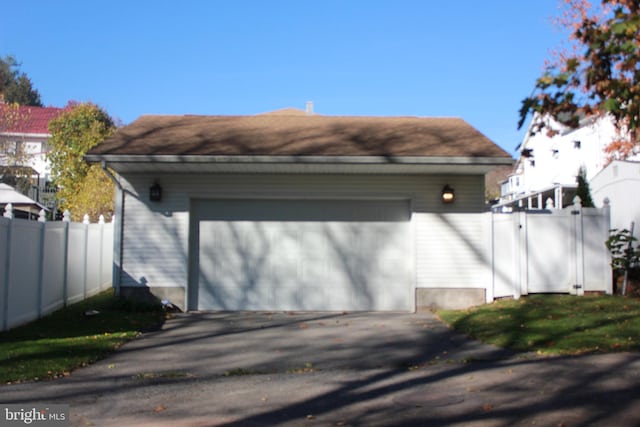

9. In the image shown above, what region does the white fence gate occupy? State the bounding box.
[0,207,113,331]
[492,198,612,299]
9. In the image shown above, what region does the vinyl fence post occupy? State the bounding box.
[62,210,71,306]
[112,213,120,296]
[603,198,613,294]
[98,215,105,290]
[572,196,585,296]
[82,214,89,299]
[545,198,554,210]
[36,211,46,319]
[3,203,14,220]
[1,205,14,331]
[486,211,495,303]
[516,210,526,299]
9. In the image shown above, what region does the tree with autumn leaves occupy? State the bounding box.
[1,56,115,221]
[48,102,116,222]
[519,0,640,160]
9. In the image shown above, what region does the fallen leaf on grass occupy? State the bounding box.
[154,405,166,413]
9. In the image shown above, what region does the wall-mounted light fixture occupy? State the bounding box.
[441,185,455,203]
[149,182,162,202]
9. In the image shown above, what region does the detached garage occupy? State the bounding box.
[85,110,512,311]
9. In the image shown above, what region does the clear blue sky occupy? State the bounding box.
[1,1,566,155]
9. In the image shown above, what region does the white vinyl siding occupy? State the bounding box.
[117,173,489,308]
[414,213,490,289]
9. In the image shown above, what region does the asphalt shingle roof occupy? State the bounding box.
[88,113,511,159]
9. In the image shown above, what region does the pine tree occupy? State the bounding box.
[0,55,42,106]
[576,166,595,207]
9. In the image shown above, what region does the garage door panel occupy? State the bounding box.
[195,199,411,222]
[200,222,274,310]
[195,199,413,311]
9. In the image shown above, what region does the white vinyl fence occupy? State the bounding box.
[0,196,612,327]
[491,197,612,300]
[0,205,113,331]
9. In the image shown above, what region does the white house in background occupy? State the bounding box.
[495,114,638,211]
[591,160,640,231]
[0,105,64,209]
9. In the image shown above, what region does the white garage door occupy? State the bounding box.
[192,199,413,311]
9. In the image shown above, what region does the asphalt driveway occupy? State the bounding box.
[1,311,640,426]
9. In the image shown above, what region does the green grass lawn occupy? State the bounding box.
[438,294,640,355]
[0,290,165,383]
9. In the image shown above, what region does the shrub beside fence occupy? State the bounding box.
[0,205,113,331]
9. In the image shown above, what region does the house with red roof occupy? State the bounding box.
[0,104,64,209]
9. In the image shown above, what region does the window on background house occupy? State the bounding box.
[1,141,21,162]
[9,141,23,156]
[2,141,15,156]
[552,149,559,159]
[44,181,57,193]
[573,140,581,149]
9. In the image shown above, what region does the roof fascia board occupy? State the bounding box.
[0,132,50,138]
[85,154,513,166]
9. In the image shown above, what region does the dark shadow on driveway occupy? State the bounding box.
[1,312,639,427]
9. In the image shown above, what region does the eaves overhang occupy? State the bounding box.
[85,154,514,175]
